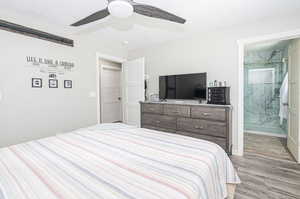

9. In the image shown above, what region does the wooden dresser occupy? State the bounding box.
[140,101,232,154]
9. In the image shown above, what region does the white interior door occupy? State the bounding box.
[288,39,300,163]
[101,65,122,123]
[123,58,145,127]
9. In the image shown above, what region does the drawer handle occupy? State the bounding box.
[149,108,155,111]
[156,120,161,124]
[172,111,179,113]
[202,113,211,116]
[194,125,204,129]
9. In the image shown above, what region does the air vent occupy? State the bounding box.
[0,19,74,47]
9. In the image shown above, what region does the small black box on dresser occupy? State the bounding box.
[208,87,230,105]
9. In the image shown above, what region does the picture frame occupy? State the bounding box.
[32,78,42,88]
[49,79,58,88]
[64,80,72,88]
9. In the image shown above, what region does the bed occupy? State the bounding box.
[0,123,240,199]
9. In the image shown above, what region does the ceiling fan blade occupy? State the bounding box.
[133,4,186,24]
[71,8,110,26]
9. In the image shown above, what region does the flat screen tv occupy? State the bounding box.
[159,73,207,100]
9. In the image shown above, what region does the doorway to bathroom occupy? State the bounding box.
[244,40,289,137]
[243,39,297,162]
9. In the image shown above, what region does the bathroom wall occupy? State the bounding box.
[244,42,289,135]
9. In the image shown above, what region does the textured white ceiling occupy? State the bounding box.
[1,0,300,50]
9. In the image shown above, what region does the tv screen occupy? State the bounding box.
[159,73,207,100]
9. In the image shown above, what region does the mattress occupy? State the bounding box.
[0,123,240,199]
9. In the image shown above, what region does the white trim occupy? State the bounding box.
[96,55,101,124]
[237,29,300,46]
[287,135,300,163]
[102,64,122,71]
[245,131,287,138]
[96,52,127,63]
[237,29,300,156]
[236,43,244,156]
[121,65,126,124]
[96,53,127,124]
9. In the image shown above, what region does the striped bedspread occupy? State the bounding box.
[0,123,240,199]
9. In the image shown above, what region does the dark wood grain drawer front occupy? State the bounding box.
[142,114,177,130]
[191,106,226,121]
[177,118,226,138]
[142,104,163,114]
[176,131,227,150]
[163,105,190,117]
[140,102,232,155]
[142,125,176,133]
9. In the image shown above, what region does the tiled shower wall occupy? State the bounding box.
[244,46,288,135]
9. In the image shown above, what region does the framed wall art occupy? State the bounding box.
[49,79,58,88]
[64,80,72,88]
[32,78,42,88]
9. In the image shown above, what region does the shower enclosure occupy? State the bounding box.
[244,45,288,136]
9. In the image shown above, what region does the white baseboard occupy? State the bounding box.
[287,135,300,163]
[232,148,243,156]
[245,130,287,138]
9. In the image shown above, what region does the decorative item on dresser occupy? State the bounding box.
[208,87,230,105]
[140,101,232,154]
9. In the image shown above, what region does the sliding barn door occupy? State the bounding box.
[122,58,145,127]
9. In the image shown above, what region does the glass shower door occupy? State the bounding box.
[244,65,287,135]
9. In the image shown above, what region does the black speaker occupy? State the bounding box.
[207,87,230,105]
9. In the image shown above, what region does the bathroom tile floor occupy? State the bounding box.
[231,133,300,199]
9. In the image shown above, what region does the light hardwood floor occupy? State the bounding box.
[231,133,300,199]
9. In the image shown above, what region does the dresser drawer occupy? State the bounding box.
[141,104,163,114]
[191,106,226,121]
[177,118,226,138]
[176,131,227,151]
[142,114,177,130]
[163,105,190,117]
[142,125,176,133]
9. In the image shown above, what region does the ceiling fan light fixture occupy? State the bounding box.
[71,0,186,26]
[108,0,134,18]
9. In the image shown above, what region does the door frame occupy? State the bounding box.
[96,53,127,124]
[236,29,300,156]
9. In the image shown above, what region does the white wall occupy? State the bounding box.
[0,19,126,147]
[128,13,300,155]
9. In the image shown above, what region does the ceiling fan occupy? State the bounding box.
[71,0,186,26]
